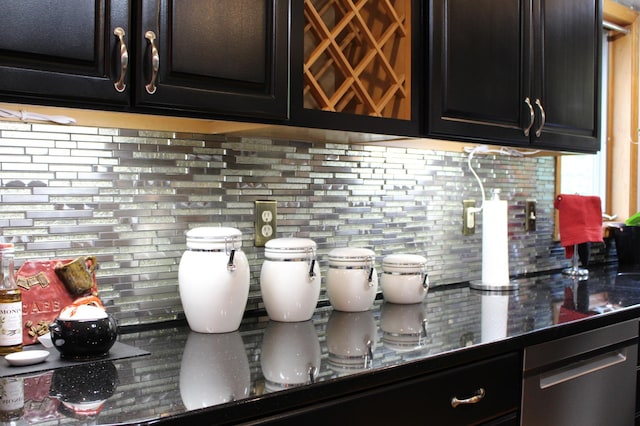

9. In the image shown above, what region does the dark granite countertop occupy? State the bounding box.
[4,264,640,425]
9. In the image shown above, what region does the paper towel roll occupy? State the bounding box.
[482,196,510,286]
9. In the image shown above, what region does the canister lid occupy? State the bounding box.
[264,238,317,259]
[382,254,427,272]
[185,227,243,250]
[265,237,316,251]
[328,247,375,264]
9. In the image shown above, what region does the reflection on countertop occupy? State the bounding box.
[4,265,640,424]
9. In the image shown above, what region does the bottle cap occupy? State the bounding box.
[0,243,15,252]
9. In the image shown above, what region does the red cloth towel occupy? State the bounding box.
[554,194,603,258]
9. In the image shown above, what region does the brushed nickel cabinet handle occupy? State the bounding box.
[524,97,535,136]
[144,30,159,94]
[113,27,128,92]
[451,388,486,408]
[535,98,546,137]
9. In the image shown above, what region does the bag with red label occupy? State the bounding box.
[16,256,98,345]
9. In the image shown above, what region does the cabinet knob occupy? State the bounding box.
[451,387,486,408]
[113,27,128,93]
[524,97,535,136]
[144,31,159,95]
[535,99,546,137]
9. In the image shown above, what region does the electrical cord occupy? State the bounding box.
[0,107,76,125]
[464,145,540,213]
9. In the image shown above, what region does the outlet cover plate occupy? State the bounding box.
[525,200,536,232]
[463,200,476,235]
[255,200,277,246]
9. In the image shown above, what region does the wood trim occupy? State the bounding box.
[603,0,640,220]
[604,0,638,26]
[630,20,639,216]
[0,102,267,134]
[609,32,632,218]
[606,42,615,218]
[554,157,561,240]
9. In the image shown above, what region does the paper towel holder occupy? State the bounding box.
[561,244,589,280]
[469,279,519,291]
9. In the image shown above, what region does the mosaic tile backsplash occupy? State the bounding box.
[0,120,588,326]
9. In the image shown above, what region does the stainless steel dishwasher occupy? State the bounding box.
[521,319,638,426]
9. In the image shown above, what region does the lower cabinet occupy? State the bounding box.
[636,366,640,424]
[258,352,521,425]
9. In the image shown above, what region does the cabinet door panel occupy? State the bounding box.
[171,4,266,84]
[0,2,95,61]
[137,0,289,120]
[0,0,130,106]
[257,353,521,425]
[428,0,530,145]
[533,0,601,152]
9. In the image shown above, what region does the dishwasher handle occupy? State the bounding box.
[539,349,628,389]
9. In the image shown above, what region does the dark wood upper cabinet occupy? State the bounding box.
[428,0,529,145]
[533,0,601,151]
[0,0,602,154]
[0,0,131,107]
[135,0,290,120]
[428,0,601,153]
[0,0,289,120]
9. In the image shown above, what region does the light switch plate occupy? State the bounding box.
[255,200,277,246]
[525,200,536,232]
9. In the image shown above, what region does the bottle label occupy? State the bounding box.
[0,378,23,411]
[0,302,22,346]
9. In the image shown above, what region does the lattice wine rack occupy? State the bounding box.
[303,0,412,119]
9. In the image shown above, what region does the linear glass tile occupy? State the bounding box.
[0,123,571,326]
[0,121,32,131]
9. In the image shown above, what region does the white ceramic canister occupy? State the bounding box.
[380,254,429,304]
[260,238,321,322]
[326,247,378,312]
[178,227,250,333]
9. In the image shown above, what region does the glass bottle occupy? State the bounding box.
[0,377,24,422]
[0,244,21,355]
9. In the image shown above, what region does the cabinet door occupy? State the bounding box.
[136,0,289,120]
[427,0,531,145]
[256,353,522,425]
[0,0,130,107]
[531,0,601,152]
